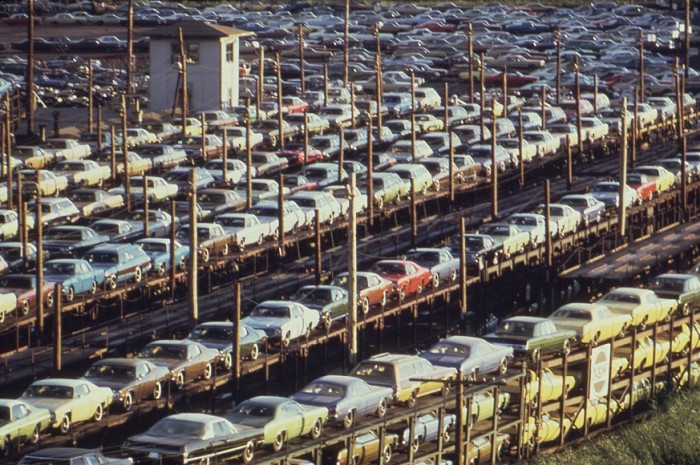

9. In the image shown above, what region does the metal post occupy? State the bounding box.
[315,209,321,285]
[455,375,465,465]
[222,128,228,186]
[303,110,309,166]
[502,65,508,118]
[574,57,583,154]
[276,52,283,150]
[593,75,599,114]
[632,89,638,170]
[350,84,356,129]
[27,0,35,135]
[35,175,43,338]
[96,105,102,154]
[233,281,241,399]
[468,23,474,104]
[257,46,264,112]
[460,218,467,319]
[188,170,198,324]
[323,64,329,107]
[200,113,206,160]
[619,98,628,241]
[121,95,131,212]
[541,84,547,131]
[567,136,573,191]
[555,26,561,105]
[338,128,345,184]
[443,82,449,130]
[88,59,94,133]
[53,283,61,373]
[22,201,28,270]
[685,0,690,79]
[127,0,134,95]
[178,27,188,140]
[491,98,498,219]
[544,180,552,268]
[480,53,485,143]
[298,24,305,93]
[347,173,358,366]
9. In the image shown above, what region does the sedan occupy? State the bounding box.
[81,358,170,411]
[370,259,432,300]
[123,413,260,464]
[483,316,576,362]
[20,379,112,434]
[136,340,220,389]
[332,431,399,465]
[597,287,675,328]
[290,375,392,429]
[0,399,51,456]
[43,259,105,302]
[331,271,393,313]
[290,285,348,329]
[18,448,132,465]
[241,300,320,347]
[186,321,267,368]
[531,203,582,237]
[558,194,606,226]
[403,247,460,288]
[135,238,190,276]
[399,412,457,453]
[419,336,513,381]
[548,302,632,345]
[225,396,328,451]
[0,274,54,317]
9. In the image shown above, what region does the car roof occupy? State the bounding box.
[364,353,420,364]
[244,396,288,407]
[31,378,84,387]
[315,375,361,386]
[502,316,547,324]
[21,448,99,459]
[93,357,143,367]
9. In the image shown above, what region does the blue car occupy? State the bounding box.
[135,238,190,276]
[403,247,460,289]
[83,244,151,288]
[43,259,105,302]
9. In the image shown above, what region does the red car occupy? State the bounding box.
[626,173,656,202]
[370,260,432,301]
[1,14,42,25]
[0,274,54,317]
[281,96,309,115]
[278,143,326,166]
[331,271,394,313]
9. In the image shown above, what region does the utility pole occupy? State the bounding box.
[468,22,474,104]
[411,71,416,163]
[544,180,552,268]
[459,218,467,322]
[233,282,241,399]
[27,0,35,135]
[480,52,485,143]
[555,26,561,105]
[574,57,583,154]
[685,0,690,79]
[127,0,134,95]
[53,284,62,374]
[88,59,94,133]
[35,174,43,341]
[188,170,198,325]
[276,52,283,150]
[169,200,176,302]
[347,173,358,366]
[491,98,498,219]
[257,46,264,113]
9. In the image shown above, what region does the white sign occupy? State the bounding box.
[590,344,611,400]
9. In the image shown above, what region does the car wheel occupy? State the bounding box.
[531,348,541,365]
[201,247,210,263]
[175,371,185,390]
[90,280,98,295]
[106,275,117,290]
[442,427,451,443]
[449,269,457,283]
[249,343,260,361]
[222,352,233,370]
[21,299,30,316]
[59,414,71,434]
[257,234,264,246]
[382,444,392,463]
[66,286,75,302]
[133,267,142,283]
[499,357,508,375]
[93,404,104,422]
[156,262,166,277]
[222,244,229,257]
[416,282,424,295]
[432,273,440,289]
[406,390,418,408]
[360,297,370,315]
[380,290,388,309]
[123,392,133,412]
[202,362,213,380]
[305,324,312,339]
[591,332,600,347]
[272,432,285,452]
[242,441,255,464]
[376,196,384,209]
[342,410,354,429]
[310,418,323,439]
[411,437,421,454]
[0,436,9,457]
[30,424,41,445]
[377,398,388,418]
[46,292,54,308]
[562,339,571,356]
[153,381,162,400]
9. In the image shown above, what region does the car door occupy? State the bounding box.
[135,362,153,400]
[187,343,205,381]
[280,401,305,439]
[73,382,93,423]
[405,263,418,293]
[11,403,32,440]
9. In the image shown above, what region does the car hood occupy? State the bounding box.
[379,273,404,283]
[43,273,74,283]
[548,319,585,334]
[242,316,289,329]
[127,433,194,448]
[20,398,65,412]
[651,290,680,299]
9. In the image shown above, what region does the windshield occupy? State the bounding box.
[140,344,187,359]
[217,217,245,228]
[138,242,166,253]
[293,288,332,304]
[301,382,346,397]
[148,419,205,438]
[189,326,232,341]
[55,163,83,171]
[0,276,31,288]
[427,342,469,356]
[650,277,688,292]
[404,251,438,265]
[600,292,640,304]
[44,229,82,240]
[551,309,591,320]
[231,402,274,417]
[351,362,394,384]
[44,262,76,274]
[85,252,119,264]
[592,184,618,193]
[250,305,290,318]
[85,363,136,379]
[496,320,535,336]
[372,262,405,275]
[23,384,73,399]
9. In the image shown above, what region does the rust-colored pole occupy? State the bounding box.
[338,128,345,184]
[246,99,253,209]
[544,180,552,268]
[350,84,356,129]
[143,177,149,237]
[35,174,43,338]
[459,218,467,318]
[276,52,284,150]
[566,135,572,191]
[619,98,628,241]
[127,0,134,95]
[53,283,62,373]
[278,173,285,254]
[502,65,508,118]
[443,82,449,129]
[468,22,474,104]
[233,281,241,399]
[169,200,176,301]
[367,111,374,226]
[574,57,583,154]
[448,126,455,204]
[298,24,305,93]
[315,209,322,285]
[555,26,561,106]
[480,52,485,143]
[96,105,102,153]
[27,0,35,135]
[638,30,645,102]
[593,75,599,114]
[121,95,131,212]
[88,59,94,132]
[491,98,498,219]
[519,109,525,186]
[541,84,547,131]
[410,179,417,249]
[257,46,264,113]
[222,128,228,186]
[188,170,198,324]
[110,125,116,183]
[343,0,350,87]
[179,27,188,140]
[411,71,416,163]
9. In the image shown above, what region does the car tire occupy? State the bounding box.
[201,247,210,263]
[21,299,30,316]
[562,339,571,356]
[133,267,142,283]
[249,343,260,361]
[342,410,354,429]
[123,392,133,412]
[382,444,392,463]
[531,348,541,365]
[449,269,457,283]
[242,441,255,464]
[376,197,384,210]
[175,371,185,390]
[153,381,162,400]
[90,280,98,295]
[46,292,54,308]
[202,362,213,381]
[360,297,370,315]
[60,414,71,434]
[377,398,388,418]
[156,262,166,277]
[0,436,9,457]
[106,276,117,290]
[282,332,291,348]
[66,286,75,302]
[93,404,103,422]
[499,357,508,375]
[406,390,418,408]
[432,273,440,289]
[310,418,323,439]
[272,432,285,452]
[222,352,233,370]
[30,424,41,445]
[305,324,312,339]
[416,282,424,295]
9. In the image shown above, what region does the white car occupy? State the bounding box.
[288,191,342,225]
[499,138,537,164]
[324,185,368,216]
[19,170,69,197]
[247,200,303,235]
[41,138,91,161]
[54,160,111,188]
[109,176,178,202]
[589,181,638,209]
[507,213,557,246]
[578,117,609,142]
[215,213,273,249]
[222,127,264,152]
[0,292,18,323]
[532,203,582,237]
[241,300,321,346]
[522,131,559,158]
[0,209,33,240]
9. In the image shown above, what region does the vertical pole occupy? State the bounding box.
[468,22,474,104]
[110,125,116,183]
[544,180,552,268]
[455,375,464,465]
[343,0,350,88]
[593,75,599,114]
[169,200,176,301]
[566,136,573,191]
[449,126,455,204]
[338,128,345,184]
[127,0,134,95]
[323,64,329,107]
[121,95,131,212]
[88,59,94,133]
[632,89,638,170]
[367,111,374,226]
[200,113,206,160]
[350,84,356,129]
[96,105,102,154]
[189,170,198,325]
[519,109,524,186]
[179,27,188,141]
[685,0,690,79]
[575,57,583,154]
[502,66,508,119]
[460,218,467,319]
[35,175,43,339]
[0,121,4,180]
[555,26,561,105]
[5,98,13,210]
[246,99,253,209]
[298,24,305,93]
[53,283,61,373]
[491,98,498,219]
[257,47,264,113]
[276,52,283,150]
[443,82,449,130]
[233,281,241,399]
[143,178,149,237]
[22,201,29,270]
[411,71,416,163]
[619,98,628,241]
[480,53,485,143]
[303,110,309,166]
[222,127,228,186]
[27,0,35,135]
[315,209,321,285]
[410,179,417,249]
[278,173,285,254]
[541,85,547,131]
[347,173,357,366]
[638,31,645,102]
[681,136,688,212]
[374,50,382,143]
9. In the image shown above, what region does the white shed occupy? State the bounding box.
[148,21,252,112]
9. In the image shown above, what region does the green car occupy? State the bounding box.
[483,316,576,362]
[369,172,409,209]
[290,285,348,330]
[186,321,268,368]
[0,399,52,455]
[225,396,328,452]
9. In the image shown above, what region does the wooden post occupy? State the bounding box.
[53,283,61,373]
[448,126,455,204]
[638,30,645,102]
[22,201,29,270]
[593,74,599,114]
[257,46,264,112]
[544,180,552,268]
[278,173,285,254]
[350,84,356,129]
[127,0,134,94]
[169,200,176,301]
[5,100,13,210]
[35,175,43,338]
[491,98,498,219]
[178,27,188,140]
[143,177,149,237]
[411,71,416,163]
[460,218,467,319]
[632,89,638,170]
[410,179,417,249]
[121,95,131,212]
[455,375,465,465]
[276,52,284,150]
[685,0,690,79]
[574,57,583,154]
[519,109,524,186]
[619,98,628,241]
[343,0,350,87]
[347,173,358,366]
[96,105,102,153]
[233,282,241,399]
[502,65,508,118]
[188,170,198,324]
[367,111,374,226]
[110,125,116,183]
[315,209,322,285]
[338,128,345,184]
[443,82,449,130]
[555,26,561,105]
[27,0,36,134]
[88,59,94,133]
[541,84,547,131]
[566,135,573,191]
[222,127,228,186]
[246,99,253,209]
[323,63,329,107]
[303,110,309,166]
[468,22,474,104]
[480,53,485,143]
[200,112,206,160]
[298,24,305,93]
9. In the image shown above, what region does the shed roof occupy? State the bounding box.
[149,21,253,40]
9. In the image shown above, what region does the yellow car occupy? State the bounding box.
[465,391,511,424]
[671,322,700,355]
[597,287,675,328]
[615,336,670,373]
[618,378,666,410]
[571,398,621,430]
[673,361,700,389]
[633,165,676,193]
[548,302,632,345]
[516,414,571,446]
[505,368,575,405]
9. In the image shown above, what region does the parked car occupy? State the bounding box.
[291,285,348,330]
[90,219,142,243]
[403,247,460,288]
[558,194,606,226]
[18,448,132,465]
[596,287,675,328]
[186,321,267,368]
[589,181,638,209]
[330,430,399,465]
[399,412,457,453]
[43,258,105,301]
[214,213,272,250]
[27,198,80,227]
[241,300,321,347]
[483,316,576,362]
[0,399,51,456]
[548,302,632,346]
[135,238,189,276]
[476,223,530,258]
[53,160,111,188]
[225,396,327,451]
[290,375,392,429]
[83,243,151,287]
[370,259,432,300]
[419,336,513,382]
[68,188,124,216]
[123,413,260,464]
[531,203,582,237]
[41,225,110,258]
[19,379,112,434]
[0,274,54,318]
[331,271,394,313]
[136,339,220,389]
[124,209,179,238]
[648,274,700,317]
[350,353,456,407]
[81,358,170,411]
